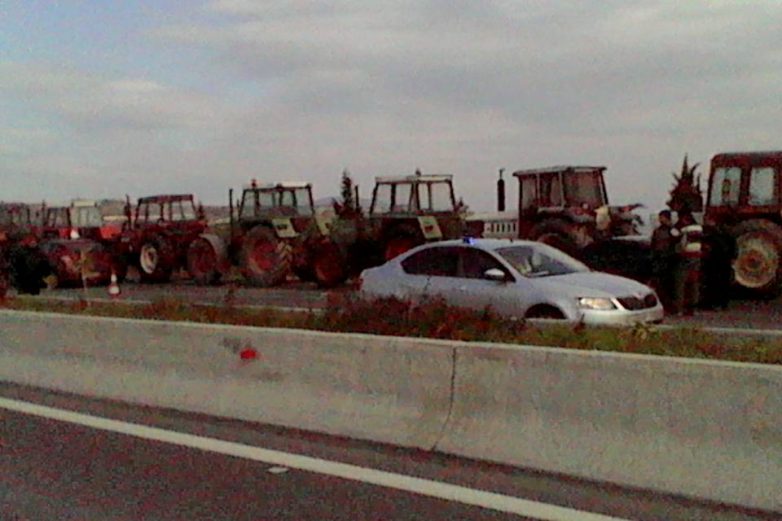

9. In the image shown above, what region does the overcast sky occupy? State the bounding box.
[2,1,780,212]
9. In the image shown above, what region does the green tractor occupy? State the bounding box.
[186,181,342,287]
[326,172,466,281]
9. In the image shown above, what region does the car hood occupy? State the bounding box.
[530,271,652,298]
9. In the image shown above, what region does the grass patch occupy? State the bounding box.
[2,294,780,365]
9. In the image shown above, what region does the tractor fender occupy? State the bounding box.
[196,233,230,271]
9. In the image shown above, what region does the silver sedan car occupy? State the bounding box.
[359,238,663,325]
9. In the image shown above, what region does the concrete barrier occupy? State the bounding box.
[436,342,782,512]
[0,310,454,450]
[0,310,780,511]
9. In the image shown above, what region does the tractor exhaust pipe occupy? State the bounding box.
[497,168,506,212]
[228,188,235,236]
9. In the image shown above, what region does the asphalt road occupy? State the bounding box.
[0,382,777,521]
[32,279,782,332]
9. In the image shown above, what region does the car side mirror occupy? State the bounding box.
[484,268,507,282]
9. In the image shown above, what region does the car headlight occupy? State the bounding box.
[577,297,616,310]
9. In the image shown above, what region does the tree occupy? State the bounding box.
[667,154,704,214]
[335,169,361,217]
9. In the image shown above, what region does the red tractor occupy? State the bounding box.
[704,151,782,298]
[510,166,642,254]
[41,200,123,242]
[118,194,207,283]
[39,201,117,287]
[186,181,340,287]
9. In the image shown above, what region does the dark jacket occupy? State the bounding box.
[650,223,680,274]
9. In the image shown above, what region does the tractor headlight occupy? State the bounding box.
[578,297,616,310]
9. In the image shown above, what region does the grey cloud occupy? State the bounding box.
[4,0,782,212]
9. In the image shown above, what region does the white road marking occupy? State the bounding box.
[0,396,629,521]
[267,466,290,475]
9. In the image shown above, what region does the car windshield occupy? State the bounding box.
[496,244,589,277]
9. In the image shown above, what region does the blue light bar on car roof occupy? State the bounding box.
[462,236,475,245]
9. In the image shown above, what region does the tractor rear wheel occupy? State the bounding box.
[530,219,581,256]
[138,237,174,283]
[240,226,291,287]
[732,219,782,298]
[187,237,222,285]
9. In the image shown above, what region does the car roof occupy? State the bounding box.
[414,238,539,251]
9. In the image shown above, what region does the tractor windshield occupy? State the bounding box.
[418,182,455,212]
[371,178,455,214]
[241,187,313,217]
[292,187,314,215]
[0,207,30,226]
[171,199,197,221]
[71,206,103,227]
[563,171,606,208]
[47,209,69,227]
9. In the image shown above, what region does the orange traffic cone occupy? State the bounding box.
[108,270,121,298]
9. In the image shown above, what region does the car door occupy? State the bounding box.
[398,246,460,301]
[444,246,525,317]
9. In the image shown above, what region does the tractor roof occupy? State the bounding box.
[244,181,312,190]
[71,199,98,207]
[512,166,606,177]
[137,194,195,204]
[375,174,453,184]
[712,151,782,164]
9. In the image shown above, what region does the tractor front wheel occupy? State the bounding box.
[312,241,348,288]
[138,238,174,283]
[187,237,222,285]
[384,235,419,261]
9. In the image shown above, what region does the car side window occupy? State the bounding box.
[460,248,510,280]
[401,247,459,277]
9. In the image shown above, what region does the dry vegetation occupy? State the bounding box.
[2,294,780,365]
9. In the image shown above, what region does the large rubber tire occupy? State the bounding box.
[187,237,222,285]
[138,237,175,283]
[732,219,782,298]
[312,241,348,288]
[383,224,421,261]
[529,219,581,256]
[240,226,291,287]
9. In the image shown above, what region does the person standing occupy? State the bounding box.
[672,212,703,316]
[700,215,736,309]
[650,210,680,310]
